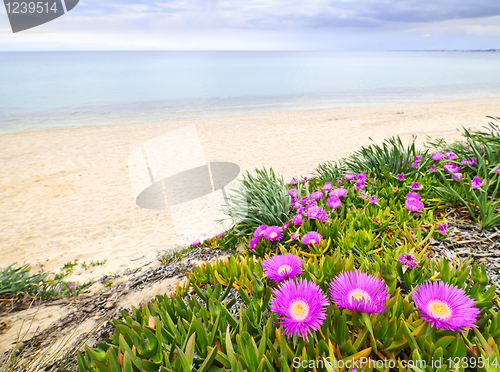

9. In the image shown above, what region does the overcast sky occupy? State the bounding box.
[1,0,499,51]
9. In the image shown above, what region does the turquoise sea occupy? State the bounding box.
[1,51,500,132]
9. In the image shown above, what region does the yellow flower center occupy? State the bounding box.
[278,265,292,275]
[348,288,372,304]
[309,239,316,245]
[289,299,310,321]
[427,300,452,320]
[270,232,277,238]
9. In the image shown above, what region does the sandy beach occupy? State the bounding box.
[1,97,499,283]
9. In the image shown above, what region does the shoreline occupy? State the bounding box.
[1,97,499,280]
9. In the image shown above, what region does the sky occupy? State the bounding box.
[1,0,500,51]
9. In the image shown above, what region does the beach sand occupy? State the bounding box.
[1,96,500,355]
[1,97,499,283]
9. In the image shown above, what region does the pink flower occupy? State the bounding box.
[337,178,342,186]
[397,173,405,181]
[446,151,457,160]
[461,157,477,167]
[288,189,299,198]
[359,192,369,200]
[471,176,484,189]
[323,182,332,191]
[411,182,422,190]
[301,231,322,245]
[406,192,421,200]
[290,178,299,185]
[330,188,348,198]
[327,196,341,209]
[249,237,259,250]
[345,173,355,181]
[406,198,424,212]
[452,173,463,181]
[311,191,324,200]
[432,153,445,161]
[290,232,300,240]
[354,182,364,190]
[292,214,303,226]
[494,165,500,174]
[254,225,268,238]
[437,222,448,235]
[428,165,437,173]
[368,196,379,204]
[191,239,201,246]
[305,206,329,221]
[264,226,283,241]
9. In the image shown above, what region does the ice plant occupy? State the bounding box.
[406,192,421,200]
[264,226,283,241]
[290,178,299,185]
[428,165,437,173]
[305,206,329,221]
[337,178,342,186]
[354,182,364,190]
[323,182,332,191]
[330,188,348,198]
[345,173,355,181]
[359,192,369,200]
[437,222,448,235]
[406,198,424,212]
[411,182,422,190]
[290,232,300,240]
[413,281,479,332]
[249,237,259,250]
[311,190,324,200]
[254,225,268,238]
[191,239,201,246]
[292,214,303,226]
[327,196,341,209]
[368,196,379,204]
[263,253,304,282]
[461,157,477,166]
[452,173,463,181]
[397,173,405,181]
[270,278,329,341]
[432,153,445,161]
[288,189,299,198]
[471,176,484,189]
[397,253,419,269]
[301,231,322,245]
[446,151,457,160]
[494,165,500,174]
[329,270,389,314]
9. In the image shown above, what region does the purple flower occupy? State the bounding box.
[292,214,303,226]
[406,192,421,200]
[437,222,448,235]
[282,221,290,229]
[413,281,479,332]
[461,157,477,167]
[249,237,259,250]
[288,189,299,198]
[323,182,332,191]
[305,206,329,221]
[337,178,342,186]
[494,165,500,174]
[290,178,299,185]
[290,232,300,240]
[263,253,304,282]
[270,278,329,341]
[444,163,461,174]
[301,231,322,245]
[464,146,472,151]
[452,173,463,181]
[368,196,379,204]
[327,196,342,209]
[428,165,437,173]
[345,173,355,181]
[357,173,367,182]
[446,151,457,160]
[294,202,305,214]
[411,182,422,190]
[405,198,424,212]
[300,196,309,204]
[397,253,419,269]
[264,226,283,241]
[330,188,348,198]
[354,182,365,190]
[311,190,324,200]
[191,239,201,246]
[216,233,223,238]
[329,270,389,314]
[69,283,75,290]
[432,153,445,161]
[397,173,405,181]
[254,225,268,238]
[471,176,484,189]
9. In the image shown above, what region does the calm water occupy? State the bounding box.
[1,51,500,132]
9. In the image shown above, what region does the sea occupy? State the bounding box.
[1,51,500,133]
